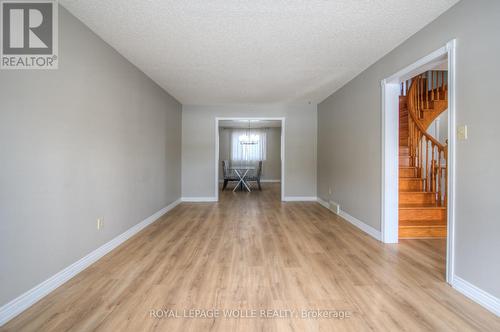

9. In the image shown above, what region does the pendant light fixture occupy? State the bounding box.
[240,120,258,145]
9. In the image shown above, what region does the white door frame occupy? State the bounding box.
[380,39,456,284]
[215,117,286,201]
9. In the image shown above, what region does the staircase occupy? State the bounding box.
[399,71,448,239]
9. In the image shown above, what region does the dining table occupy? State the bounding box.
[230,165,255,192]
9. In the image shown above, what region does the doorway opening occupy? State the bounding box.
[215,117,285,202]
[381,40,456,283]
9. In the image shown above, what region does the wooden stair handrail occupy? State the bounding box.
[406,73,448,206]
[407,78,446,150]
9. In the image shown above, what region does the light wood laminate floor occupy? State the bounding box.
[2,183,499,331]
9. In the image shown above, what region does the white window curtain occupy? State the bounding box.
[230,128,267,163]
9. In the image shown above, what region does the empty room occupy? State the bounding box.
[1,0,499,331]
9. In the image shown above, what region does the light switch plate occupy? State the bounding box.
[457,125,468,140]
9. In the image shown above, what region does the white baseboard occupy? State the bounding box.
[319,201,499,317]
[283,196,318,202]
[2,199,497,326]
[452,276,500,317]
[317,197,329,208]
[181,197,217,202]
[0,199,181,327]
[316,197,381,241]
[339,210,381,241]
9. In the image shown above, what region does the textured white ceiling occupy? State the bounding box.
[60,0,458,105]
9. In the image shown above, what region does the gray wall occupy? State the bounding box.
[182,104,316,198]
[0,7,182,306]
[427,109,448,145]
[218,127,281,181]
[438,110,449,145]
[263,127,282,180]
[318,0,500,298]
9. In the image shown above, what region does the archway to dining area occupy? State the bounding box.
[215,117,284,201]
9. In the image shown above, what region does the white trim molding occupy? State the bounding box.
[452,276,500,317]
[380,40,457,284]
[316,198,381,241]
[445,39,457,284]
[338,211,382,241]
[0,199,181,327]
[283,196,317,202]
[215,117,286,202]
[317,197,329,209]
[380,78,400,244]
[181,197,218,202]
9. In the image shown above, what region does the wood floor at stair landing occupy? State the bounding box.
[2,184,499,331]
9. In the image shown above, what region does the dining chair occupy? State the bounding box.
[222,160,238,190]
[246,161,263,190]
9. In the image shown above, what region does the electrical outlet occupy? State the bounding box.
[97,218,103,230]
